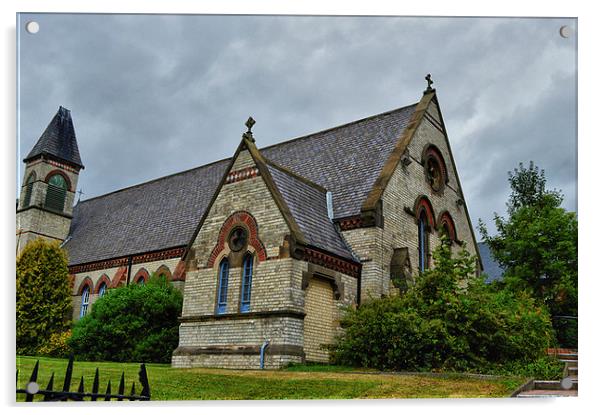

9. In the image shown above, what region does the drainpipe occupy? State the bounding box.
[259,340,270,369]
[125,256,133,286]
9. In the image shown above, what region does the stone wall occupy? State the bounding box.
[341,100,480,301]
[174,149,357,368]
[70,257,182,320]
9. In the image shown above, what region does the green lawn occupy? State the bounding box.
[16,356,524,401]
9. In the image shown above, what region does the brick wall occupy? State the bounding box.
[342,100,479,300]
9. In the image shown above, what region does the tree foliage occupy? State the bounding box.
[330,240,556,374]
[16,239,72,355]
[68,275,182,363]
[478,161,577,346]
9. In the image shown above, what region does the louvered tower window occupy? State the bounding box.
[45,174,67,212]
[23,172,36,207]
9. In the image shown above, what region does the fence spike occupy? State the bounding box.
[29,360,39,383]
[78,376,85,393]
[91,368,99,401]
[62,356,74,393]
[104,380,112,401]
[25,361,40,402]
[139,363,150,399]
[130,381,136,400]
[43,373,55,401]
[118,372,125,401]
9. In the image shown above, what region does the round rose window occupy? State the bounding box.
[228,227,248,252]
[425,156,444,191]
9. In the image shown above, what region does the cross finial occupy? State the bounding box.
[243,116,256,142]
[77,189,84,203]
[425,73,434,92]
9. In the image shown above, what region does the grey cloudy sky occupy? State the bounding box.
[16,14,577,237]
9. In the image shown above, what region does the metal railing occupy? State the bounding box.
[17,356,151,402]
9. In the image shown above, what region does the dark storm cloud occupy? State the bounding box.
[17,14,577,236]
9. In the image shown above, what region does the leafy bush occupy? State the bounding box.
[330,240,555,374]
[17,239,72,355]
[37,330,72,358]
[485,356,565,380]
[68,275,182,363]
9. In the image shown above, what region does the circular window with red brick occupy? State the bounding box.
[422,145,447,192]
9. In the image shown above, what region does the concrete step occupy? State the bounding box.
[560,359,578,365]
[517,389,578,398]
[568,366,578,375]
[533,380,577,391]
[557,352,578,360]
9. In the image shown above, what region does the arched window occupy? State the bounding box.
[98,282,107,297]
[80,286,90,318]
[216,258,230,314]
[418,210,429,273]
[45,173,68,211]
[136,276,145,285]
[23,172,36,207]
[240,254,254,312]
[438,211,457,245]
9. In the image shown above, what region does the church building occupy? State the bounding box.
[16,78,482,369]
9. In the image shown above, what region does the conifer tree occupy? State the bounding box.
[16,239,72,354]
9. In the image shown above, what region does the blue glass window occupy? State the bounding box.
[240,254,253,312]
[80,286,90,318]
[217,259,230,314]
[418,211,428,273]
[98,282,107,297]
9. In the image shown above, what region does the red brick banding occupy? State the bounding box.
[437,211,457,242]
[133,268,150,284]
[208,211,267,268]
[77,277,93,296]
[414,195,436,229]
[94,274,111,294]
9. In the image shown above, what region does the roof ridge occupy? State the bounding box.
[75,102,418,206]
[260,102,419,152]
[264,158,326,193]
[76,157,230,205]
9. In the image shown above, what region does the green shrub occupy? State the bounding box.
[485,356,565,380]
[68,275,182,363]
[37,330,72,358]
[330,240,555,374]
[17,239,72,355]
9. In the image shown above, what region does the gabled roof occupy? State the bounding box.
[63,102,418,266]
[24,106,84,169]
[265,161,354,261]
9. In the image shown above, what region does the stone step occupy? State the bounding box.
[568,366,578,375]
[533,380,577,391]
[557,352,578,360]
[517,389,578,398]
[560,359,578,365]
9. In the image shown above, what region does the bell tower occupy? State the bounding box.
[16,106,84,254]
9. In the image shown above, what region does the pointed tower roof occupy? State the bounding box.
[24,106,84,169]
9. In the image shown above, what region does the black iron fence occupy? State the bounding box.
[17,356,150,402]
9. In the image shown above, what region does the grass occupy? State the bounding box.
[16,356,525,401]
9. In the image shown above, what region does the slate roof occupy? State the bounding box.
[25,106,84,169]
[63,103,418,266]
[266,162,354,261]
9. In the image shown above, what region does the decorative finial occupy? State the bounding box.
[425,74,434,93]
[76,189,84,203]
[243,116,256,142]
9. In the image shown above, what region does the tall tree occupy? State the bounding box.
[16,239,72,354]
[479,162,577,345]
